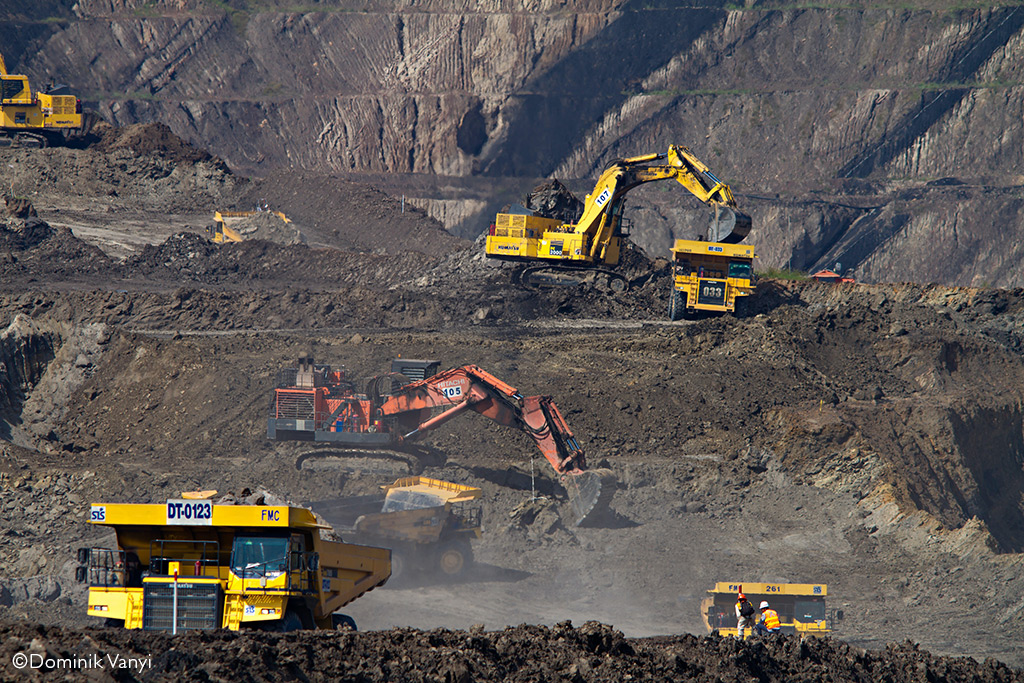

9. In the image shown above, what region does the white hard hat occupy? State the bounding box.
[759,601,769,609]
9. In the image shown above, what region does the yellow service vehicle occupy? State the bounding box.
[206,209,292,243]
[701,582,841,637]
[76,498,390,632]
[485,145,751,292]
[668,240,755,319]
[0,52,82,147]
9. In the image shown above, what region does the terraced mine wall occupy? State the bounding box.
[7,0,1024,284]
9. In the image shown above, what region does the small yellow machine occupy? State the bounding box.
[207,209,291,243]
[76,498,391,632]
[0,52,82,147]
[701,582,840,637]
[668,240,756,319]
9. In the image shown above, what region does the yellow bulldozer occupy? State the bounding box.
[0,52,83,147]
[206,209,292,243]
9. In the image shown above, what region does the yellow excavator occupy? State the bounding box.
[485,145,752,293]
[0,52,83,147]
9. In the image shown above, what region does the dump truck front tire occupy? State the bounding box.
[669,290,686,321]
[257,609,304,632]
[332,613,357,631]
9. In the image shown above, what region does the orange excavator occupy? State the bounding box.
[267,357,614,524]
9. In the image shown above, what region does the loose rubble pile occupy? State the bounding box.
[523,179,584,223]
[1,620,1022,683]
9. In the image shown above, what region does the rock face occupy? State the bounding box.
[11,0,1024,284]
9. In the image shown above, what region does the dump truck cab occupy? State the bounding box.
[669,240,755,320]
[77,499,390,632]
[701,582,839,637]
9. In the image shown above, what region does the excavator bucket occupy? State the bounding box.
[562,468,617,526]
[708,205,752,244]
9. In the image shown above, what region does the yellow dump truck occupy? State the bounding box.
[207,209,291,243]
[701,582,840,637]
[311,476,482,579]
[668,240,755,320]
[76,498,390,632]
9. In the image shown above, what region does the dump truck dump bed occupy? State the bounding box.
[80,500,390,631]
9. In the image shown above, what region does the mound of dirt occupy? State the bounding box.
[236,172,468,257]
[122,232,438,290]
[4,196,36,220]
[0,197,50,251]
[0,215,114,284]
[0,217,53,252]
[90,121,220,167]
[0,621,1021,682]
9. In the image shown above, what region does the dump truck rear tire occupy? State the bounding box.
[437,539,472,577]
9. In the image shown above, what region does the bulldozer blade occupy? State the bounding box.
[563,468,617,526]
[708,205,752,244]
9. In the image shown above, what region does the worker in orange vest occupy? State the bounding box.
[754,600,782,636]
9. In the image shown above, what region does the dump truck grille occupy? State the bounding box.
[696,279,727,307]
[142,583,220,632]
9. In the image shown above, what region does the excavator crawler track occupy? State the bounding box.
[295,448,425,475]
[0,131,47,148]
[515,265,628,293]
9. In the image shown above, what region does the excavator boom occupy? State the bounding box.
[378,367,611,524]
[381,370,586,474]
[268,359,614,524]
[485,144,751,291]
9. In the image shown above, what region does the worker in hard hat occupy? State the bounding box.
[754,600,782,636]
[735,592,755,639]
